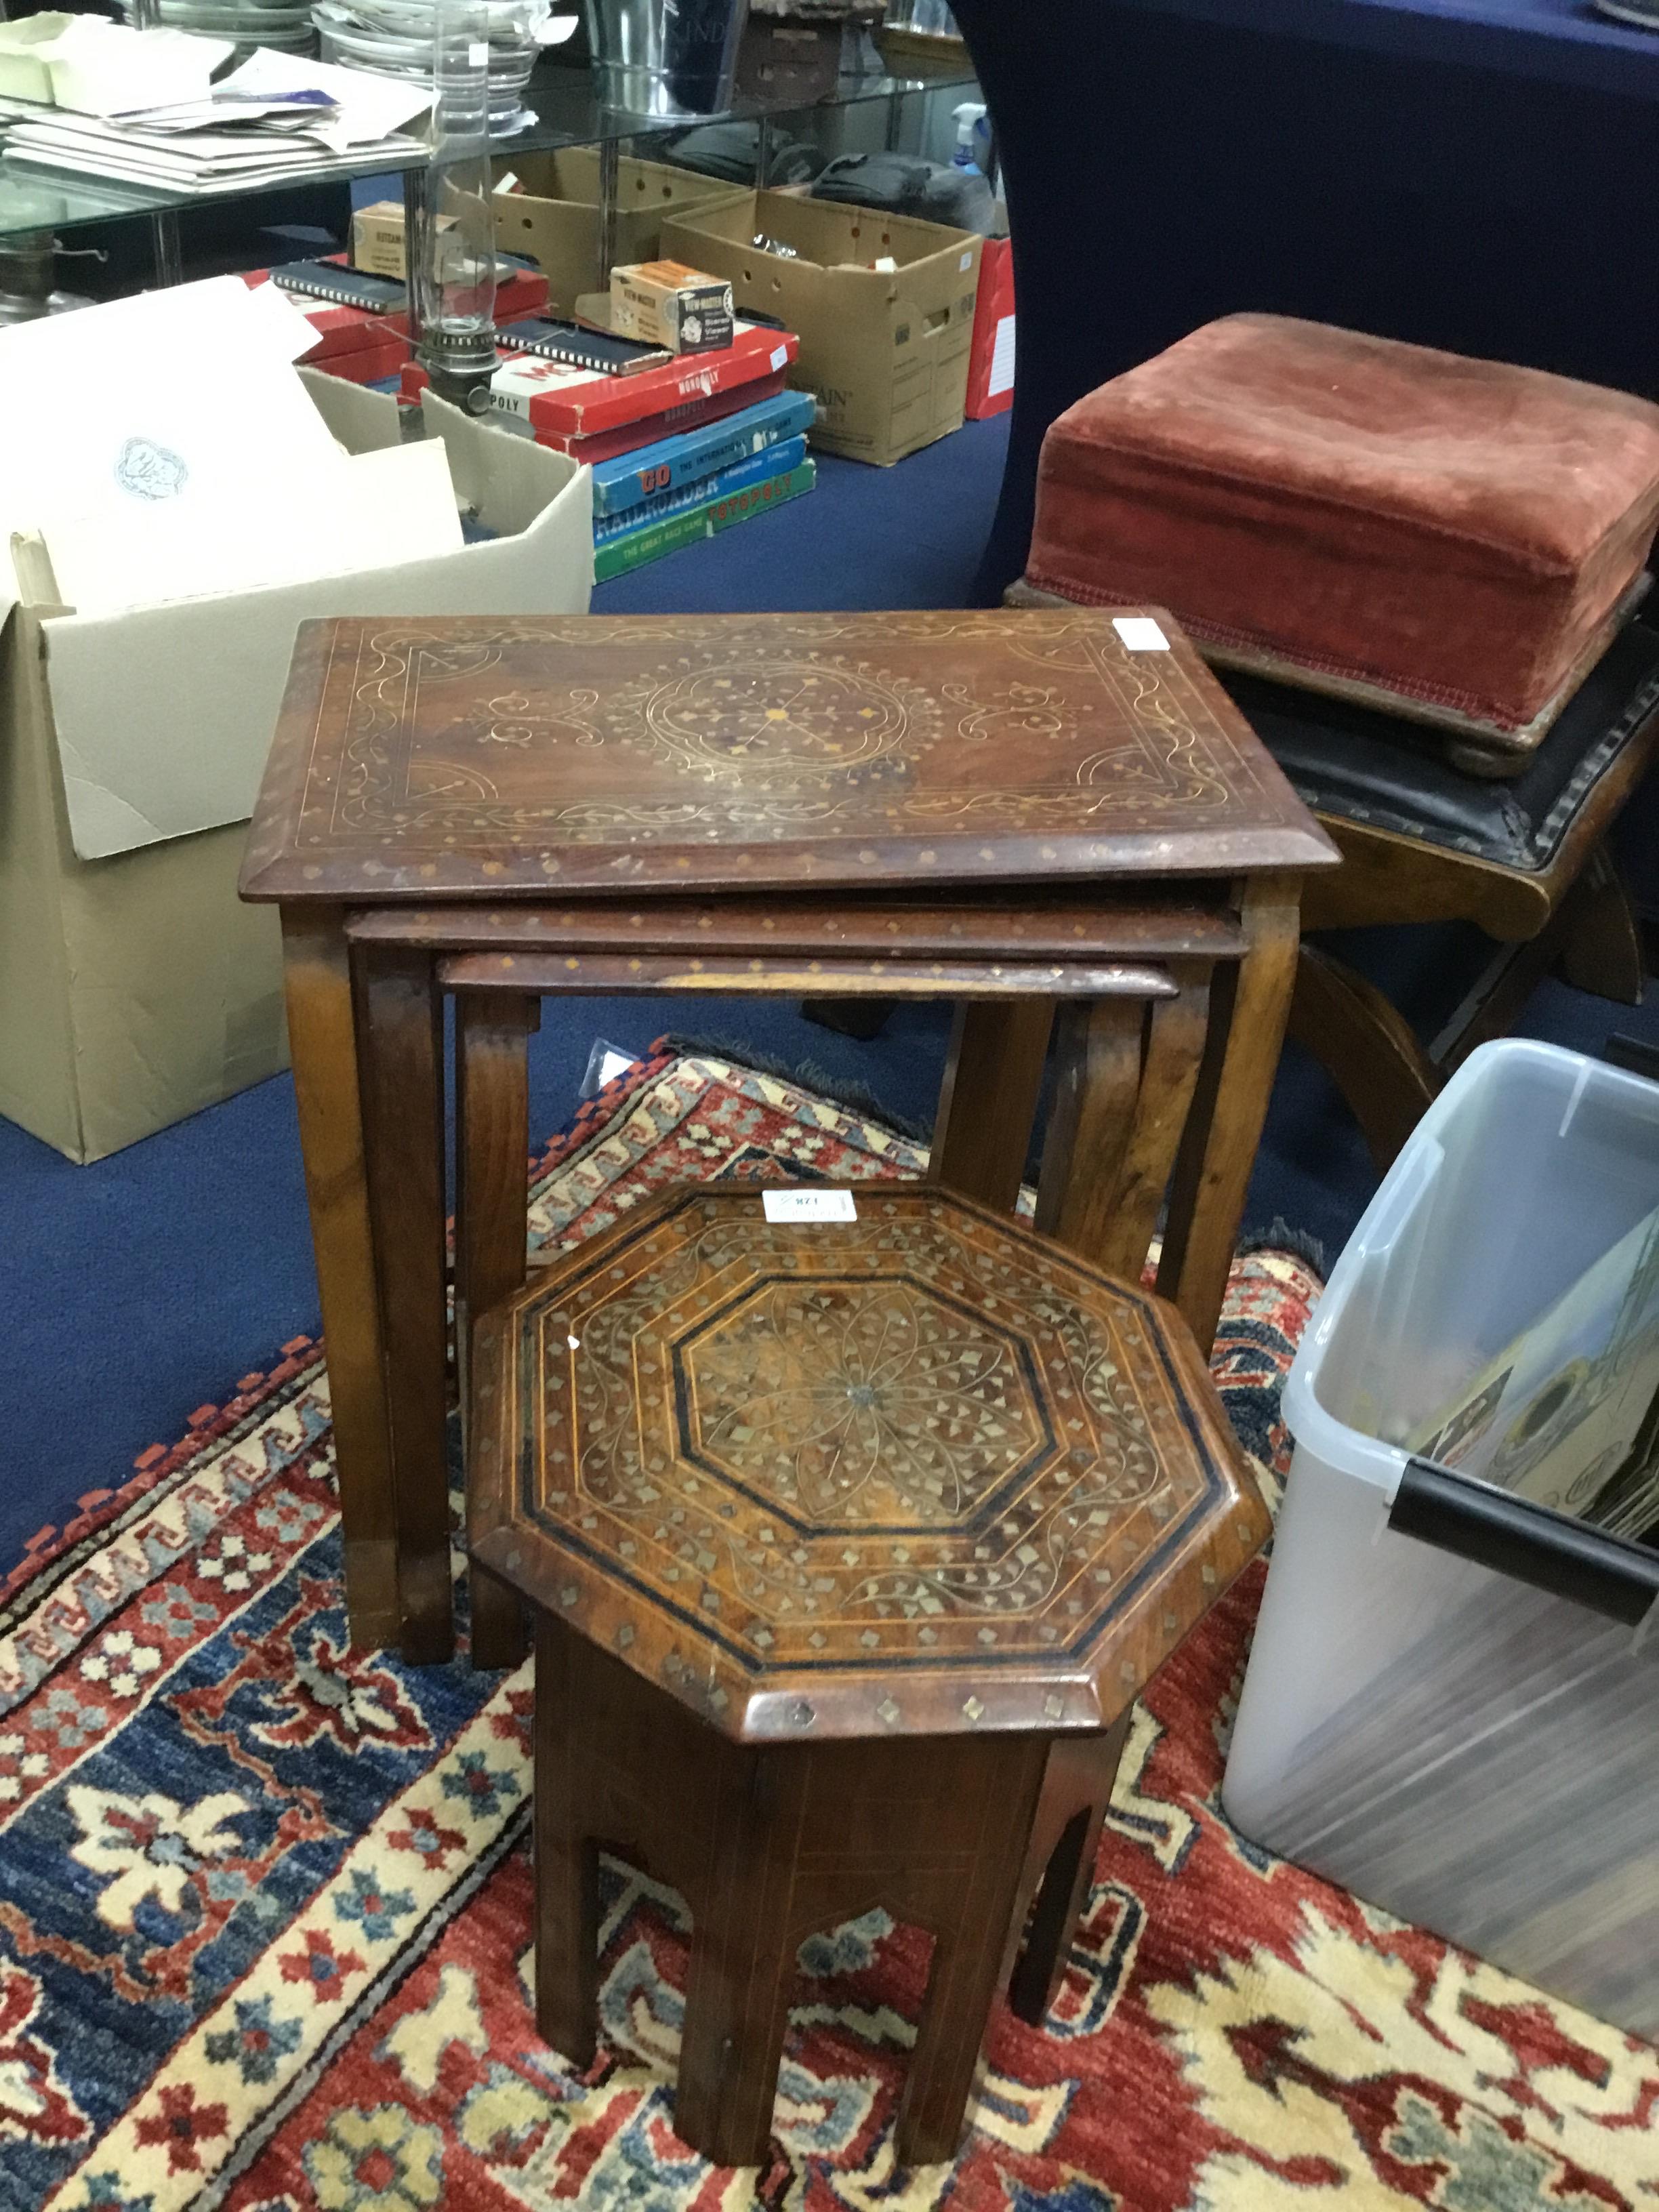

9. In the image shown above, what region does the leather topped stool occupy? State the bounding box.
[1261,613,1659,1165]
[1012,584,1659,1169]
[469,1185,1268,2168]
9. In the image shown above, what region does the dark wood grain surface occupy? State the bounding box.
[533,1616,1057,2167]
[242,611,1335,903]
[437,950,1177,1000]
[471,1185,1267,1741]
[344,893,1247,958]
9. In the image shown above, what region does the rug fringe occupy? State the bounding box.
[1237,1217,1328,1279]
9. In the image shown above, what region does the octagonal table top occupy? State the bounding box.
[471,1186,1267,1742]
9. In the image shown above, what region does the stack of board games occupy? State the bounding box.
[401,315,817,579]
[589,386,816,579]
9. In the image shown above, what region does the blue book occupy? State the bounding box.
[588,390,817,520]
[594,436,809,546]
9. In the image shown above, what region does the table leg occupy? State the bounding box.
[1158,876,1301,1352]
[533,1618,601,2069]
[279,905,399,1651]
[1288,943,1439,1174]
[928,998,1055,1211]
[674,1746,808,2168]
[1034,978,1209,1282]
[894,1735,1050,2167]
[455,991,536,1671]
[1004,1709,1133,2026]
[355,940,454,1664]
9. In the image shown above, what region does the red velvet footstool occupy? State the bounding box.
[1026,314,1659,765]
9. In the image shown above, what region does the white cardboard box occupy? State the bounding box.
[0,372,592,1162]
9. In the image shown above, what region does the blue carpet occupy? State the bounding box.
[3,410,1658,1580]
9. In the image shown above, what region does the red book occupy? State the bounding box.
[243,262,548,356]
[397,362,795,463]
[311,337,412,387]
[487,325,797,441]
[240,270,389,363]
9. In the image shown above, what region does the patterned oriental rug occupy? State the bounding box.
[4,1045,1658,2212]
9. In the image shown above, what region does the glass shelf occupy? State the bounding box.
[0,56,979,245]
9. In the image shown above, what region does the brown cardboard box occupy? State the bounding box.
[0,374,592,1164]
[492,148,737,319]
[0,598,287,1166]
[351,198,414,279]
[660,189,982,466]
[734,18,842,102]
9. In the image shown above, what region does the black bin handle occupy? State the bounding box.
[1389,1457,1659,1627]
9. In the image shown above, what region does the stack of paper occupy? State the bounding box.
[5,46,431,190]
[0,16,229,116]
[0,276,464,617]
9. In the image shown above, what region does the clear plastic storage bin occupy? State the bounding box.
[1224,1039,1659,2036]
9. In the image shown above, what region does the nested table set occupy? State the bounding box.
[241,606,1330,2163]
[241,606,1331,1658]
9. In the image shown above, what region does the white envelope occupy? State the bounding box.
[219,47,433,144]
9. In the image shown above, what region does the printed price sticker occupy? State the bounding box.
[762,1190,859,1224]
[1113,617,1170,651]
[770,345,788,371]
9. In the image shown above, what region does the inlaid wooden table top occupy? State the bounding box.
[470,1186,1268,1742]
[241,610,1336,903]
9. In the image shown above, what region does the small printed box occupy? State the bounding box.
[351,200,421,281]
[610,260,735,355]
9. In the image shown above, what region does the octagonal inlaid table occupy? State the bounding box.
[469,1184,1268,2169]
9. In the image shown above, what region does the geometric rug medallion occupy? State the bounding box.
[3,1044,1656,2212]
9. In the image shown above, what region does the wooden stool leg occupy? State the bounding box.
[1288,941,1441,1174]
[1005,1711,1132,2027]
[1036,979,1210,1282]
[1557,842,1645,1004]
[279,905,400,1650]
[1157,876,1301,1353]
[896,1921,1022,2167]
[674,1748,806,2167]
[929,998,1055,1212]
[355,941,453,1665]
[533,1618,600,2067]
[895,1778,1044,2169]
[455,991,536,1671]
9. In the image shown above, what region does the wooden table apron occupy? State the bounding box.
[245,610,1332,1652]
[329,878,1300,1662]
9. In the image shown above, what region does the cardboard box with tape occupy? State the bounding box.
[661,188,982,466]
